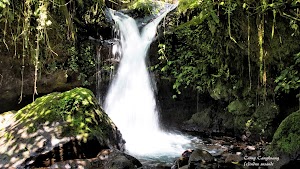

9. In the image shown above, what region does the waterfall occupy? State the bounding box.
[104,3,190,158]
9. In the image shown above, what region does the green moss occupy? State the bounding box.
[128,0,158,16]
[228,100,249,115]
[15,87,113,143]
[270,110,300,155]
[226,100,253,132]
[251,101,279,137]
[187,108,212,128]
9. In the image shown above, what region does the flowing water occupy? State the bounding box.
[104,2,197,163]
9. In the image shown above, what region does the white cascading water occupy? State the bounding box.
[104,3,191,159]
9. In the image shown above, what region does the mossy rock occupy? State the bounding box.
[269,110,300,156]
[15,87,119,143]
[128,0,158,16]
[0,87,124,168]
[186,108,212,129]
[226,100,252,133]
[227,100,250,116]
[250,101,279,138]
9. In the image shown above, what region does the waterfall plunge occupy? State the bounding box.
[104,4,190,158]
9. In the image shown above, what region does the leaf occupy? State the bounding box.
[210,11,219,24]
[211,74,221,78]
[85,117,92,123]
[274,86,280,92]
[161,66,167,72]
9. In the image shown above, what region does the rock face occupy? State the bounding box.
[0,88,125,168]
[0,61,82,113]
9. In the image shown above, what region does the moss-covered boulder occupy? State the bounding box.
[270,110,300,155]
[267,110,300,168]
[0,87,125,168]
[183,108,212,133]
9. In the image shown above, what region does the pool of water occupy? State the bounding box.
[124,134,227,168]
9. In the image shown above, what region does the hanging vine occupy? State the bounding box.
[33,1,52,100]
[247,11,251,91]
[226,0,237,44]
[0,0,107,102]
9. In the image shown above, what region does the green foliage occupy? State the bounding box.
[150,0,300,138]
[226,100,252,132]
[251,101,279,137]
[155,18,235,99]
[275,52,300,93]
[15,88,113,142]
[228,100,250,116]
[0,0,106,95]
[177,0,220,35]
[128,0,158,15]
[154,0,300,104]
[178,0,200,13]
[270,110,300,155]
[68,46,79,72]
[0,0,10,8]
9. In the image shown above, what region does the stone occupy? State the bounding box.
[188,149,214,169]
[0,88,125,169]
[48,149,142,169]
[267,110,300,169]
[188,149,214,164]
[104,149,142,169]
[171,149,193,169]
[224,154,243,163]
[179,165,188,169]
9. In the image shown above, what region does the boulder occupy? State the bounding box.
[0,88,125,168]
[49,149,142,169]
[103,149,142,169]
[188,149,215,169]
[188,149,214,164]
[171,149,193,169]
[172,149,217,169]
[224,154,243,163]
[181,108,213,135]
[267,110,300,169]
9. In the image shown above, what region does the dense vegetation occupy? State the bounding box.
[152,0,300,138]
[1,0,300,139]
[0,0,108,100]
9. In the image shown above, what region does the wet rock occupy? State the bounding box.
[188,149,215,168]
[48,149,142,169]
[171,149,193,169]
[224,154,243,163]
[0,88,125,169]
[179,165,188,169]
[172,149,216,169]
[104,149,142,169]
[189,149,214,163]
